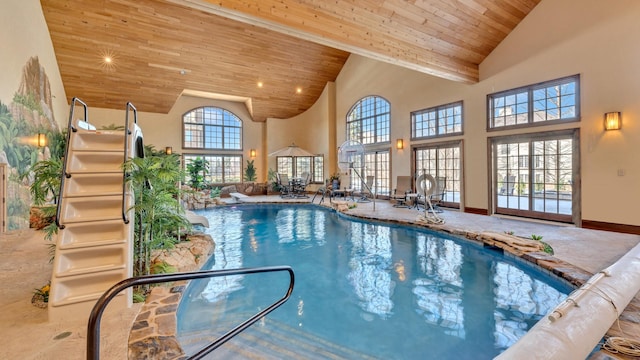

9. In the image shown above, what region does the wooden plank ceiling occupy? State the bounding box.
[41,0,539,122]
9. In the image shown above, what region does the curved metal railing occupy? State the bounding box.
[55,97,88,229]
[122,102,138,224]
[87,266,295,360]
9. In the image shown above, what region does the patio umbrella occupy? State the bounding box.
[268,143,316,157]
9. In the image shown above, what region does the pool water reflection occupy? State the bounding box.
[177,204,571,359]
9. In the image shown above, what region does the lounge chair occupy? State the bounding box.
[392,175,413,208]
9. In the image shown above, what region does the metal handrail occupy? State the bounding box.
[87,266,295,360]
[56,97,88,229]
[122,102,137,224]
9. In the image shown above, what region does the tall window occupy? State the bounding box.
[348,150,390,196]
[183,107,242,149]
[415,143,461,208]
[184,154,242,184]
[488,75,579,129]
[412,101,463,139]
[346,96,391,196]
[492,131,577,223]
[347,96,390,144]
[277,156,324,183]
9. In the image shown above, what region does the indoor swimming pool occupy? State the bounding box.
[176,204,572,359]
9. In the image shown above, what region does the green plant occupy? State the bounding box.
[267,168,281,192]
[329,172,341,189]
[185,157,209,190]
[124,152,192,281]
[151,260,177,274]
[29,158,62,206]
[27,128,67,240]
[209,187,221,198]
[244,159,257,182]
[531,234,554,255]
[132,290,146,303]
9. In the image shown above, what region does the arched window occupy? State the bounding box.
[183,107,242,150]
[347,96,390,144]
[346,96,391,195]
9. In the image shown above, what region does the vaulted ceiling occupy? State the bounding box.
[41,0,540,122]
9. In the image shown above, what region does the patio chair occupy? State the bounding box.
[277,173,293,198]
[392,175,413,208]
[356,175,374,202]
[293,172,310,198]
[429,176,447,212]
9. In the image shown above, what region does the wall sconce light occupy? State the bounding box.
[37,133,46,147]
[250,149,256,158]
[604,112,621,130]
[165,146,172,155]
[396,139,404,150]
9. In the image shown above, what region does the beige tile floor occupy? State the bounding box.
[1,196,639,359]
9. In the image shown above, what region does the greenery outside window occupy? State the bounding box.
[488,75,580,129]
[411,101,463,139]
[184,154,242,184]
[183,107,242,149]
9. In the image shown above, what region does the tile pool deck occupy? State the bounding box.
[1,195,639,359]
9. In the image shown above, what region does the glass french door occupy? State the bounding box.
[415,142,461,208]
[348,150,390,196]
[493,132,577,223]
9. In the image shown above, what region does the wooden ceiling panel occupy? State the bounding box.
[41,0,540,121]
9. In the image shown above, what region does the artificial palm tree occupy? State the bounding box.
[124,152,191,279]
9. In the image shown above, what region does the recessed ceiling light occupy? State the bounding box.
[296,87,302,94]
[99,49,117,72]
[257,81,263,88]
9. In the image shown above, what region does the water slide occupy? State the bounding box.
[48,100,143,322]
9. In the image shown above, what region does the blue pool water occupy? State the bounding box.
[177,204,572,359]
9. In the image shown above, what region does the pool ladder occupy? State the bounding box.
[87,266,295,360]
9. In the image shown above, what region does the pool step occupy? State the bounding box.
[179,316,378,359]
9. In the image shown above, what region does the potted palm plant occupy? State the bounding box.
[329,172,341,190]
